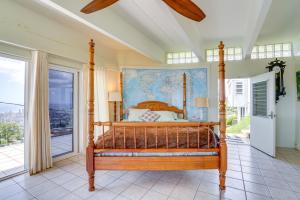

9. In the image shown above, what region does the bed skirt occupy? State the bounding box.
[94,151,218,157]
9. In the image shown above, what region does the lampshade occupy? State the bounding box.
[108,91,121,102]
[194,97,209,107]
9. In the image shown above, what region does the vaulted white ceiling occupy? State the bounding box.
[7,0,300,64]
[113,0,272,59]
[258,0,300,43]
[37,0,273,62]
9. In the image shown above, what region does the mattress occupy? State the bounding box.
[94,152,218,157]
[95,126,219,149]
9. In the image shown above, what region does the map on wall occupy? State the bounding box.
[123,68,208,121]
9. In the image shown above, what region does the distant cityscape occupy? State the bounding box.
[0,103,24,146]
[49,104,73,137]
[0,103,24,124]
[0,103,73,138]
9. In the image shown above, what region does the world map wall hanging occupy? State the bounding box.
[122,68,208,121]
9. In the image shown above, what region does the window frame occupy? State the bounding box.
[235,82,243,95]
[206,47,242,62]
[49,64,80,162]
[251,43,292,59]
[0,52,29,179]
[167,51,199,64]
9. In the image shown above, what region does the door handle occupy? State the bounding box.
[268,111,276,119]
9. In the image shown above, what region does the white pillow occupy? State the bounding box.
[139,110,161,122]
[154,111,177,121]
[128,108,150,121]
[172,112,178,120]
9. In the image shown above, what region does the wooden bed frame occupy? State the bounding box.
[86,40,227,192]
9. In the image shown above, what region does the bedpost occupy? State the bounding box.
[120,72,123,121]
[183,73,187,119]
[218,41,227,190]
[87,39,95,191]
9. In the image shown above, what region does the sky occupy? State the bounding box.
[0,55,75,113]
[0,56,25,105]
[49,69,74,107]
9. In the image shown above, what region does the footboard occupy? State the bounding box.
[94,156,220,170]
[92,121,220,170]
[94,121,219,149]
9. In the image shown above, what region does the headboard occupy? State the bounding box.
[133,101,184,114]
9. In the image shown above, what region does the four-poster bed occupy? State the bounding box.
[86,39,227,192]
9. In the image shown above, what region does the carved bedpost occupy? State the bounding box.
[218,41,227,190]
[87,39,95,192]
[120,72,123,121]
[183,73,187,119]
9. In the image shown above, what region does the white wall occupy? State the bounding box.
[209,58,297,148]
[0,0,121,67]
[226,79,249,108]
[122,57,299,149]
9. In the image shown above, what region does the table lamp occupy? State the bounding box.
[194,97,209,120]
[108,91,121,122]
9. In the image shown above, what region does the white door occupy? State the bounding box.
[250,71,276,157]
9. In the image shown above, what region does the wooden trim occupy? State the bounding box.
[111,121,219,127]
[95,156,219,170]
[183,73,187,119]
[94,121,112,126]
[113,101,117,122]
[120,72,123,120]
[94,148,220,153]
[88,40,95,148]
[87,39,95,191]
[218,41,227,190]
[134,101,184,114]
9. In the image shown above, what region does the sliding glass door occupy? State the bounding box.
[0,55,26,179]
[48,66,78,158]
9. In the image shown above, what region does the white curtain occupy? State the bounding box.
[94,66,109,139]
[27,51,52,175]
[80,65,89,151]
[81,65,109,148]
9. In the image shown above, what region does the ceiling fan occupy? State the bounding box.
[81,0,206,22]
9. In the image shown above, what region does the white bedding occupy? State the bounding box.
[121,119,189,122]
[153,111,177,121]
[127,108,149,121]
[126,108,188,122]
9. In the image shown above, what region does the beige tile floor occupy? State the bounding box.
[0,143,24,179]
[0,135,73,178]
[51,134,73,157]
[0,143,300,200]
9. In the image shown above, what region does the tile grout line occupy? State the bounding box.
[264,152,299,199]
[192,171,206,200]
[3,148,300,200]
[237,144,248,200]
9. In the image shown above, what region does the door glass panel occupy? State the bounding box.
[253,81,267,117]
[0,56,26,179]
[49,69,74,157]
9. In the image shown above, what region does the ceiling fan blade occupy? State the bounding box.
[162,0,206,22]
[81,0,119,14]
